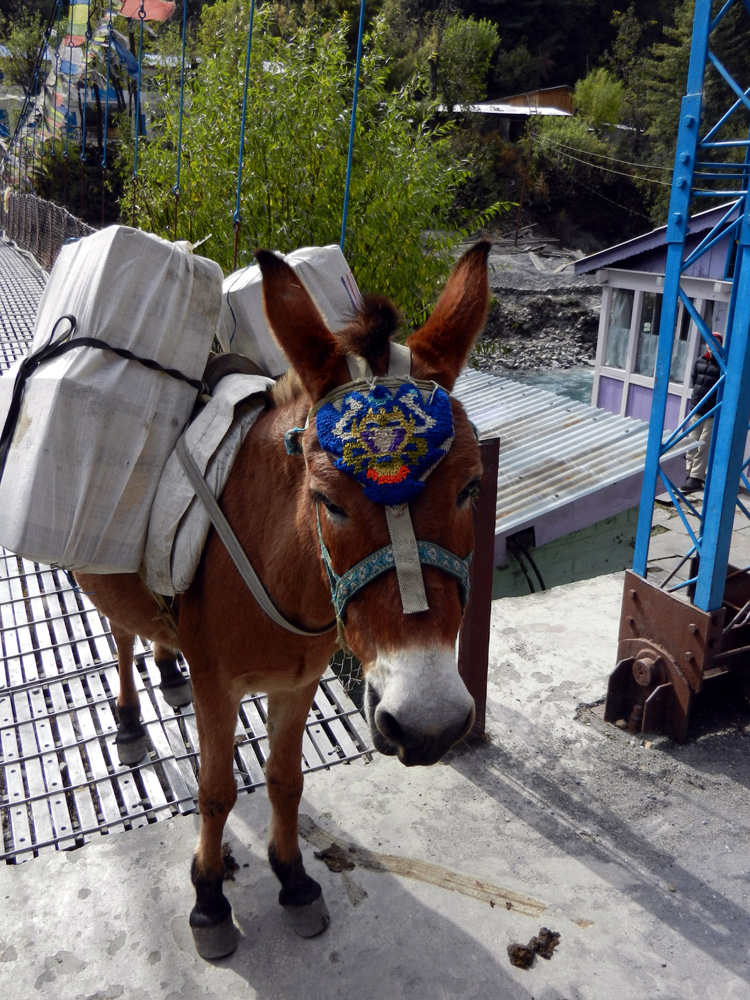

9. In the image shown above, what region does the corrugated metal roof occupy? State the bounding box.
[574,202,737,275]
[447,102,571,117]
[453,368,684,562]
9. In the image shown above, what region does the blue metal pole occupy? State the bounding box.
[693,196,750,609]
[632,0,712,576]
[340,0,366,253]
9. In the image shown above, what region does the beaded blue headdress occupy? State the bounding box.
[314,379,454,506]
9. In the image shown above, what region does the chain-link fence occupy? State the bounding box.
[0,192,95,271]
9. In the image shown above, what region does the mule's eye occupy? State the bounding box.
[457,478,481,508]
[313,491,348,520]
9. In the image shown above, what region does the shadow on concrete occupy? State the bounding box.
[447,721,750,989]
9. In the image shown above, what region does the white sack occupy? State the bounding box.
[217,244,361,376]
[0,225,223,573]
[144,372,273,596]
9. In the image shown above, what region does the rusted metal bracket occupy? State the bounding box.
[605,570,726,741]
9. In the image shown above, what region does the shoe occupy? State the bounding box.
[683,477,705,492]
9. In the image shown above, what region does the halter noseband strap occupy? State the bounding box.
[315,503,471,626]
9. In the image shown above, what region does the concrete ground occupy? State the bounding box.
[2,507,750,1000]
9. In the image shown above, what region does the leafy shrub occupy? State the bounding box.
[126,3,502,325]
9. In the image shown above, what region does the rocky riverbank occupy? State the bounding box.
[469,233,603,373]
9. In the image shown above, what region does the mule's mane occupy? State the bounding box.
[269,295,401,409]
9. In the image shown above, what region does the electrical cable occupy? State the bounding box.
[507,538,536,595]
[542,136,673,173]
[539,138,672,187]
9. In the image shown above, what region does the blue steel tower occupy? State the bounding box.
[605,0,750,739]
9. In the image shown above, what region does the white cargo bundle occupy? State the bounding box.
[0,225,223,573]
[217,244,362,376]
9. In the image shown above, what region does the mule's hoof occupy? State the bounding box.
[160,678,193,708]
[115,731,147,766]
[191,914,239,960]
[283,894,331,938]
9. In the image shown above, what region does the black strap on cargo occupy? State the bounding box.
[0,314,206,482]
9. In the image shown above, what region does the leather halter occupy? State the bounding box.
[315,502,471,626]
[303,343,472,640]
[180,344,473,643]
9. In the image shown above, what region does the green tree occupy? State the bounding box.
[574,67,624,130]
[605,5,654,157]
[438,14,499,109]
[0,5,47,91]
[493,39,549,96]
[127,3,503,325]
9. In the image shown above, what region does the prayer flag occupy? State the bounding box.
[111,34,140,79]
[66,0,90,40]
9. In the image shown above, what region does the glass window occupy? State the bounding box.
[604,288,634,369]
[634,292,662,376]
[669,301,693,383]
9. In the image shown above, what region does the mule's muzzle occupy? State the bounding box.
[365,676,475,767]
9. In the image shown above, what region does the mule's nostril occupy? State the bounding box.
[376,708,403,745]
[376,708,414,748]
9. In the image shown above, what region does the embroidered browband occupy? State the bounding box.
[312,376,454,506]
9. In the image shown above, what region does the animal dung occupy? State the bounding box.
[313,843,356,873]
[507,927,561,969]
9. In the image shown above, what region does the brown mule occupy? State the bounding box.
[77,240,491,959]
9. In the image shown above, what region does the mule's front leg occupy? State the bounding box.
[266,681,331,938]
[190,687,241,959]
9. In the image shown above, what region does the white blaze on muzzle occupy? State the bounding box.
[369,645,475,740]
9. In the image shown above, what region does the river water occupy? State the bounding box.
[498,364,595,405]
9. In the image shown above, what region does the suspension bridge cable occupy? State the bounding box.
[340,0,367,253]
[172,0,189,240]
[51,0,62,161]
[63,33,74,206]
[131,0,147,226]
[102,0,115,227]
[233,0,257,270]
[80,1,92,218]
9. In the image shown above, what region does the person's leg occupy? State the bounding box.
[688,415,714,482]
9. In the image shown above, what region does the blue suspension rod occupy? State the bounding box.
[173,0,189,199]
[234,0,257,227]
[102,0,114,168]
[340,0,367,253]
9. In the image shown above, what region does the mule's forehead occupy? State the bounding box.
[314,379,454,505]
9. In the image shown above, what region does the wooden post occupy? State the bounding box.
[458,436,500,739]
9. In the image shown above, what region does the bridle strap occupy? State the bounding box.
[316,503,471,624]
[385,504,428,613]
[176,435,335,638]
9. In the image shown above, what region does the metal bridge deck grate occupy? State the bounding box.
[0,550,372,863]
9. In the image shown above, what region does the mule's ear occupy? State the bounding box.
[406,241,490,391]
[256,250,349,400]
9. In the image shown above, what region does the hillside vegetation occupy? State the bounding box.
[3,2,745,298]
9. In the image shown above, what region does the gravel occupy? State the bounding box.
[468,235,603,374]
